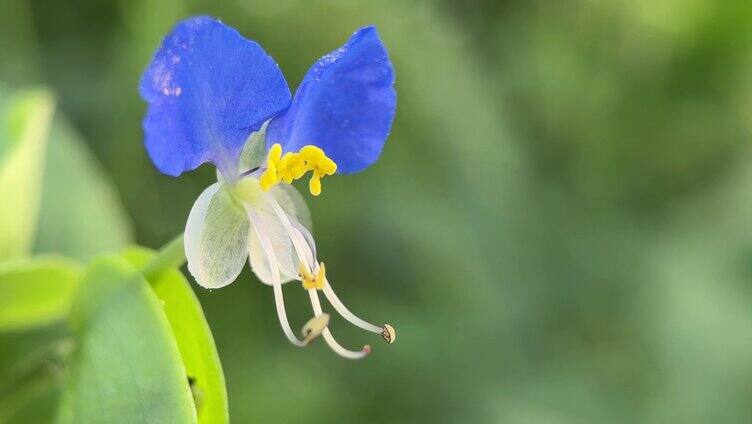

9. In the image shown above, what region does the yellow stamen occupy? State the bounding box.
[319,156,337,175]
[259,162,276,191]
[259,143,282,191]
[268,143,282,163]
[309,171,322,196]
[300,261,326,290]
[277,152,297,184]
[298,145,324,161]
[258,143,337,196]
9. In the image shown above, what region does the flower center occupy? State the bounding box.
[259,143,337,196]
[229,175,264,204]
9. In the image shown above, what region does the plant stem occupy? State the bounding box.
[141,233,186,281]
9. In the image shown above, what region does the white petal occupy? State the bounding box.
[270,184,312,231]
[185,182,250,289]
[238,120,269,173]
[215,122,269,183]
[246,199,302,285]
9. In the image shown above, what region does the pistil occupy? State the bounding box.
[309,289,370,359]
[267,196,396,356]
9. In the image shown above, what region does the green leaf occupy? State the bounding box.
[0,326,70,424]
[0,367,62,424]
[123,247,229,424]
[34,116,132,260]
[0,257,82,332]
[57,255,197,424]
[0,89,55,260]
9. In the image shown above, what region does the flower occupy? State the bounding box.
[140,16,397,358]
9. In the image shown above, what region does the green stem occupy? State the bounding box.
[141,233,186,281]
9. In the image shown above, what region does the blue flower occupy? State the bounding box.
[265,25,396,175]
[139,16,291,179]
[140,16,397,358]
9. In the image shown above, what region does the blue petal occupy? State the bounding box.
[266,26,396,174]
[140,16,291,178]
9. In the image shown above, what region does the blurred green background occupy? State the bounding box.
[4,0,752,422]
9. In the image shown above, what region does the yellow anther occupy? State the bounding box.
[290,160,309,179]
[309,172,322,196]
[298,146,335,196]
[318,156,337,175]
[298,145,336,175]
[299,145,325,162]
[277,151,293,168]
[259,164,276,191]
[277,152,297,184]
[258,143,337,196]
[268,143,282,163]
[259,143,283,191]
[300,261,326,290]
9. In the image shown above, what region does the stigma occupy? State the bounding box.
[259,143,337,196]
[297,259,396,359]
